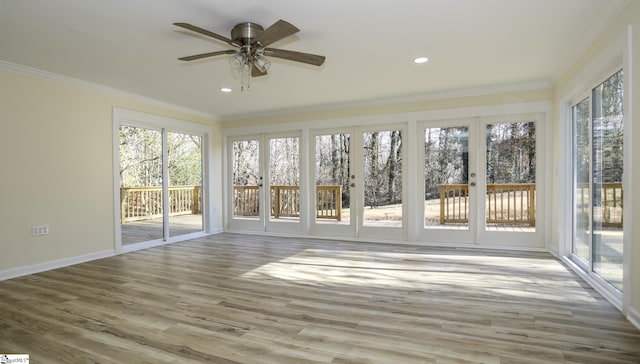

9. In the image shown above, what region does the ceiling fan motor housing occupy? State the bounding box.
[231,22,264,46]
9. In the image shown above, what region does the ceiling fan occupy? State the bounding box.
[174,19,325,79]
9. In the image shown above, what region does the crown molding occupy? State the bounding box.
[0,59,217,121]
[222,80,553,122]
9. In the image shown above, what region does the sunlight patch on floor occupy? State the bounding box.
[239,248,599,304]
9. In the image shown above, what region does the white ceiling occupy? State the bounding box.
[0,0,625,120]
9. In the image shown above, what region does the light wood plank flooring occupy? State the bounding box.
[0,233,639,363]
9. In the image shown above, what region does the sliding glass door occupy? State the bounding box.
[115,109,207,250]
[571,69,624,292]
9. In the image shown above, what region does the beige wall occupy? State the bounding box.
[0,70,220,272]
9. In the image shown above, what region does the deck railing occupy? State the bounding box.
[440,183,536,226]
[271,185,300,218]
[576,182,623,228]
[316,185,342,221]
[486,183,536,226]
[439,184,469,224]
[233,185,342,220]
[120,186,201,223]
[440,182,623,227]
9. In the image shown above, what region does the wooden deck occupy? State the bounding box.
[121,214,203,245]
[0,233,638,363]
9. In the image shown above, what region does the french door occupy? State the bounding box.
[310,125,407,240]
[228,133,303,234]
[419,115,543,247]
[115,113,206,251]
[418,119,477,243]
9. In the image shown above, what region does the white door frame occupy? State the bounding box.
[417,113,546,248]
[417,118,477,244]
[309,124,409,241]
[112,107,210,254]
[226,132,304,235]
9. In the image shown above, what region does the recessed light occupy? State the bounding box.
[220,87,232,93]
[414,56,429,64]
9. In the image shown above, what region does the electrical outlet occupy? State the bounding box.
[32,225,49,237]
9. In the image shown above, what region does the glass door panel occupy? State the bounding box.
[231,138,262,222]
[167,132,203,237]
[269,136,300,223]
[570,70,623,293]
[419,119,476,244]
[424,126,470,231]
[592,70,623,290]
[314,133,352,228]
[484,121,536,232]
[118,126,164,245]
[572,98,591,263]
[361,129,404,228]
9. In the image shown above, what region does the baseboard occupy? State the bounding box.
[0,249,115,281]
[628,306,640,331]
[0,231,223,280]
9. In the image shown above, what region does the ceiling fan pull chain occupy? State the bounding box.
[247,64,252,91]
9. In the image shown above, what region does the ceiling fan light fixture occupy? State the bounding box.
[254,55,271,72]
[230,52,248,69]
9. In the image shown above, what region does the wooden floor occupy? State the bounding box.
[1,233,639,363]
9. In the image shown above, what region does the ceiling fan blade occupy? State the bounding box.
[173,22,234,45]
[178,50,236,61]
[255,19,299,47]
[264,48,325,66]
[251,63,268,77]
